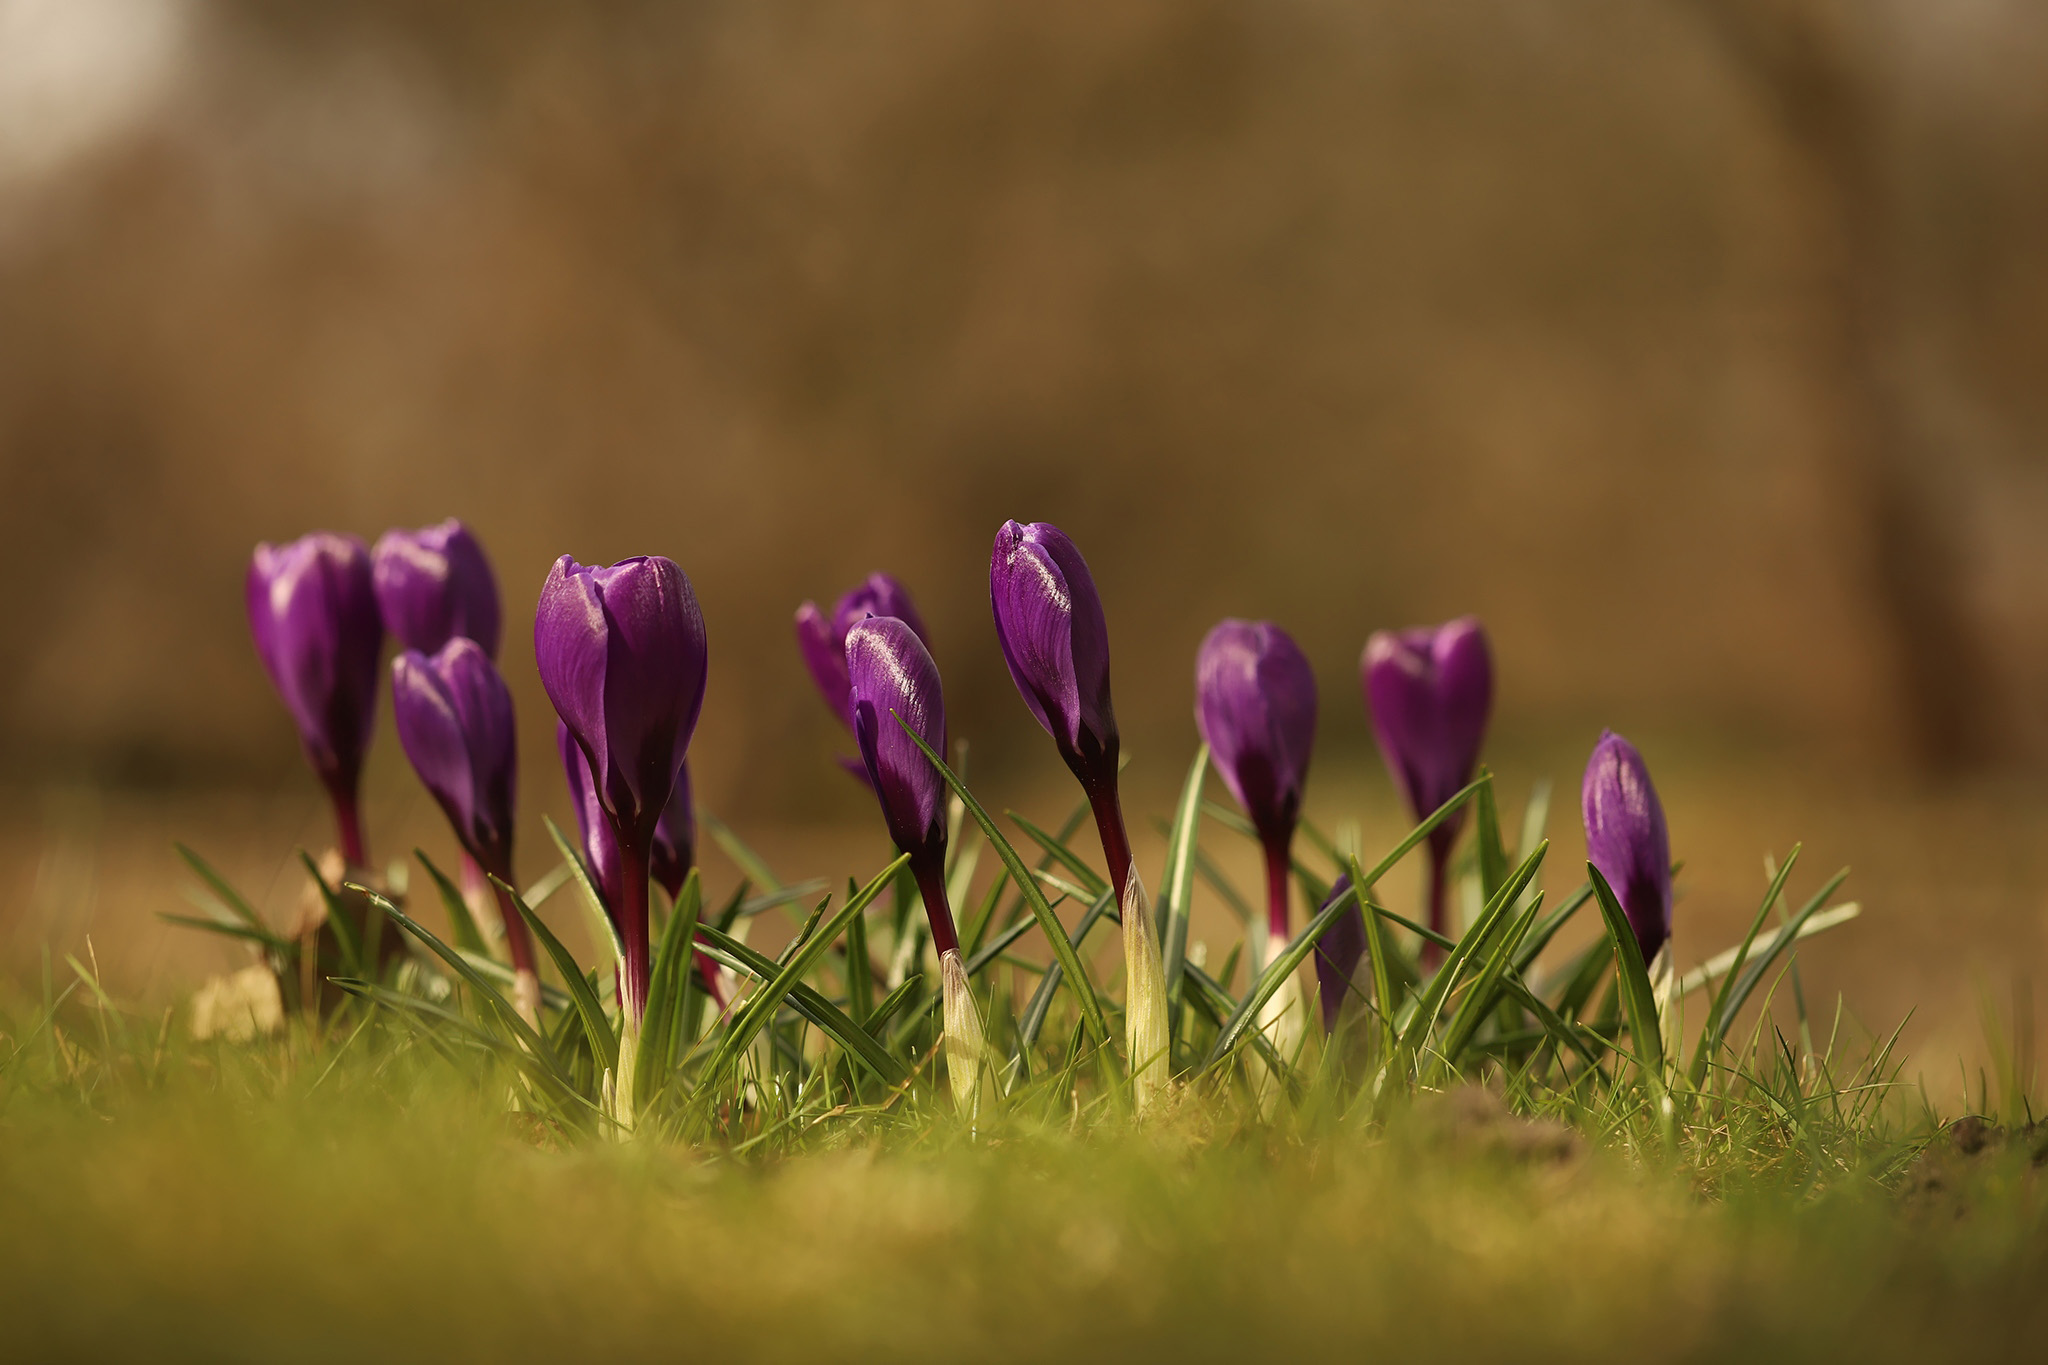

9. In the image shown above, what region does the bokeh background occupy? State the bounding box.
[4,0,2045,1095]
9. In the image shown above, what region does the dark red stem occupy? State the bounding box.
[617,839,652,1024]
[1084,774,1135,910]
[911,851,960,958]
[1263,839,1292,941]
[331,786,367,869]
[1421,846,1450,971]
[488,876,537,978]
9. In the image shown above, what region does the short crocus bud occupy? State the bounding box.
[1361,617,1493,959]
[536,554,708,1025]
[794,573,930,726]
[1196,620,1318,941]
[372,518,502,659]
[391,639,537,1020]
[1582,729,1673,966]
[1310,874,1366,1033]
[847,616,986,1115]
[248,532,384,866]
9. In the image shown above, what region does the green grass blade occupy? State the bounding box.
[299,851,363,978]
[1392,842,1548,1060]
[1346,858,1401,1062]
[543,815,624,978]
[496,874,619,1076]
[635,868,702,1106]
[415,849,489,955]
[692,923,907,1084]
[702,810,782,893]
[1158,744,1210,1030]
[155,913,292,952]
[1691,847,1803,1081]
[1708,868,1851,1055]
[1585,863,1666,1083]
[1008,812,1108,897]
[173,843,268,930]
[1018,889,1115,1049]
[1438,895,1545,1067]
[897,722,1110,1052]
[1474,769,1509,901]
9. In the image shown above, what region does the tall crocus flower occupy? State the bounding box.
[1582,729,1673,966]
[1196,619,1318,943]
[846,616,983,1115]
[1361,617,1493,964]
[391,639,538,1019]
[794,573,930,725]
[372,518,502,659]
[989,520,1167,1111]
[248,532,384,866]
[1310,874,1366,1033]
[535,554,707,1027]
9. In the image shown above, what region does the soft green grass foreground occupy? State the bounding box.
[1,1024,2043,1365]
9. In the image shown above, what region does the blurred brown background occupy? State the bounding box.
[3,0,2045,1093]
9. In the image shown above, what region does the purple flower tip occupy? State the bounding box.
[372,518,502,659]
[247,531,384,800]
[1311,873,1366,1033]
[535,554,707,850]
[1361,617,1493,849]
[392,639,518,879]
[1195,619,1318,852]
[794,572,930,728]
[1582,729,1673,965]
[989,520,1117,784]
[846,615,949,864]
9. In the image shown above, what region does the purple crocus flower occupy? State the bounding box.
[1361,617,1493,960]
[372,519,502,659]
[1310,873,1366,1033]
[536,554,708,1024]
[1582,729,1673,965]
[794,573,930,725]
[650,762,696,905]
[846,616,958,955]
[989,521,1131,896]
[247,532,384,866]
[391,639,537,1003]
[1196,619,1318,939]
[559,719,623,911]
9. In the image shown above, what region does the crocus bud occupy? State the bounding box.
[372,518,502,659]
[794,573,930,726]
[1361,617,1493,953]
[1196,619,1318,939]
[247,532,384,866]
[1582,729,1673,966]
[846,617,959,945]
[990,521,1118,788]
[1310,873,1366,1033]
[536,554,708,1025]
[391,639,537,1017]
[1121,873,1171,1115]
[650,761,696,904]
[940,948,989,1120]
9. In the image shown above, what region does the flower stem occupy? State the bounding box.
[911,851,959,958]
[617,839,652,1025]
[1084,774,1135,909]
[331,786,367,870]
[1422,846,1450,971]
[1263,839,1291,941]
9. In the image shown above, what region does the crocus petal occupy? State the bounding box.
[559,720,624,913]
[391,639,517,875]
[794,601,851,721]
[1582,729,1673,964]
[1195,619,1318,848]
[1362,616,1493,829]
[847,616,948,861]
[651,761,696,901]
[372,518,502,658]
[990,521,1116,776]
[247,532,384,795]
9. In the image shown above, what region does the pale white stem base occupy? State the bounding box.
[1121,873,1171,1118]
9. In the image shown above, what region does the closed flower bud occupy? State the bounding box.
[392,638,536,1016]
[247,532,384,866]
[847,616,951,878]
[940,948,989,1121]
[1582,729,1673,965]
[794,573,930,726]
[536,553,708,1025]
[1121,873,1171,1116]
[1196,619,1318,939]
[989,520,1118,789]
[1361,617,1493,951]
[1310,873,1366,1033]
[372,518,502,658]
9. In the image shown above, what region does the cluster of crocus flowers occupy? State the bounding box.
[991,520,1168,1111]
[794,573,931,782]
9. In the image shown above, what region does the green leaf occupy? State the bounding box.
[156,912,292,952]
[1391,842,1548,1064]
[415,849,488,955]
[299,851,363,979]
[1585,862,1666,1087]
[173,844,268,930]
[896,721,1110,1052]
[1474,769,1510,902]
[1690,847,1802,1082]
[699,855,907,1085]
[1158,745,1210,1029]
[496,874,618,1076]
[864,973,924,1039]
[1008,812,1108,898]
[543,815,624,978]
[1345,858,1401,1063]
[1437,894,1545,1068]
[845,893,873,1026]
[702,810,782,893]
[692,923,907,1084]
[1018,889,1115,1049]
[635,867,703,1108]
[1707,867,1851,1057]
